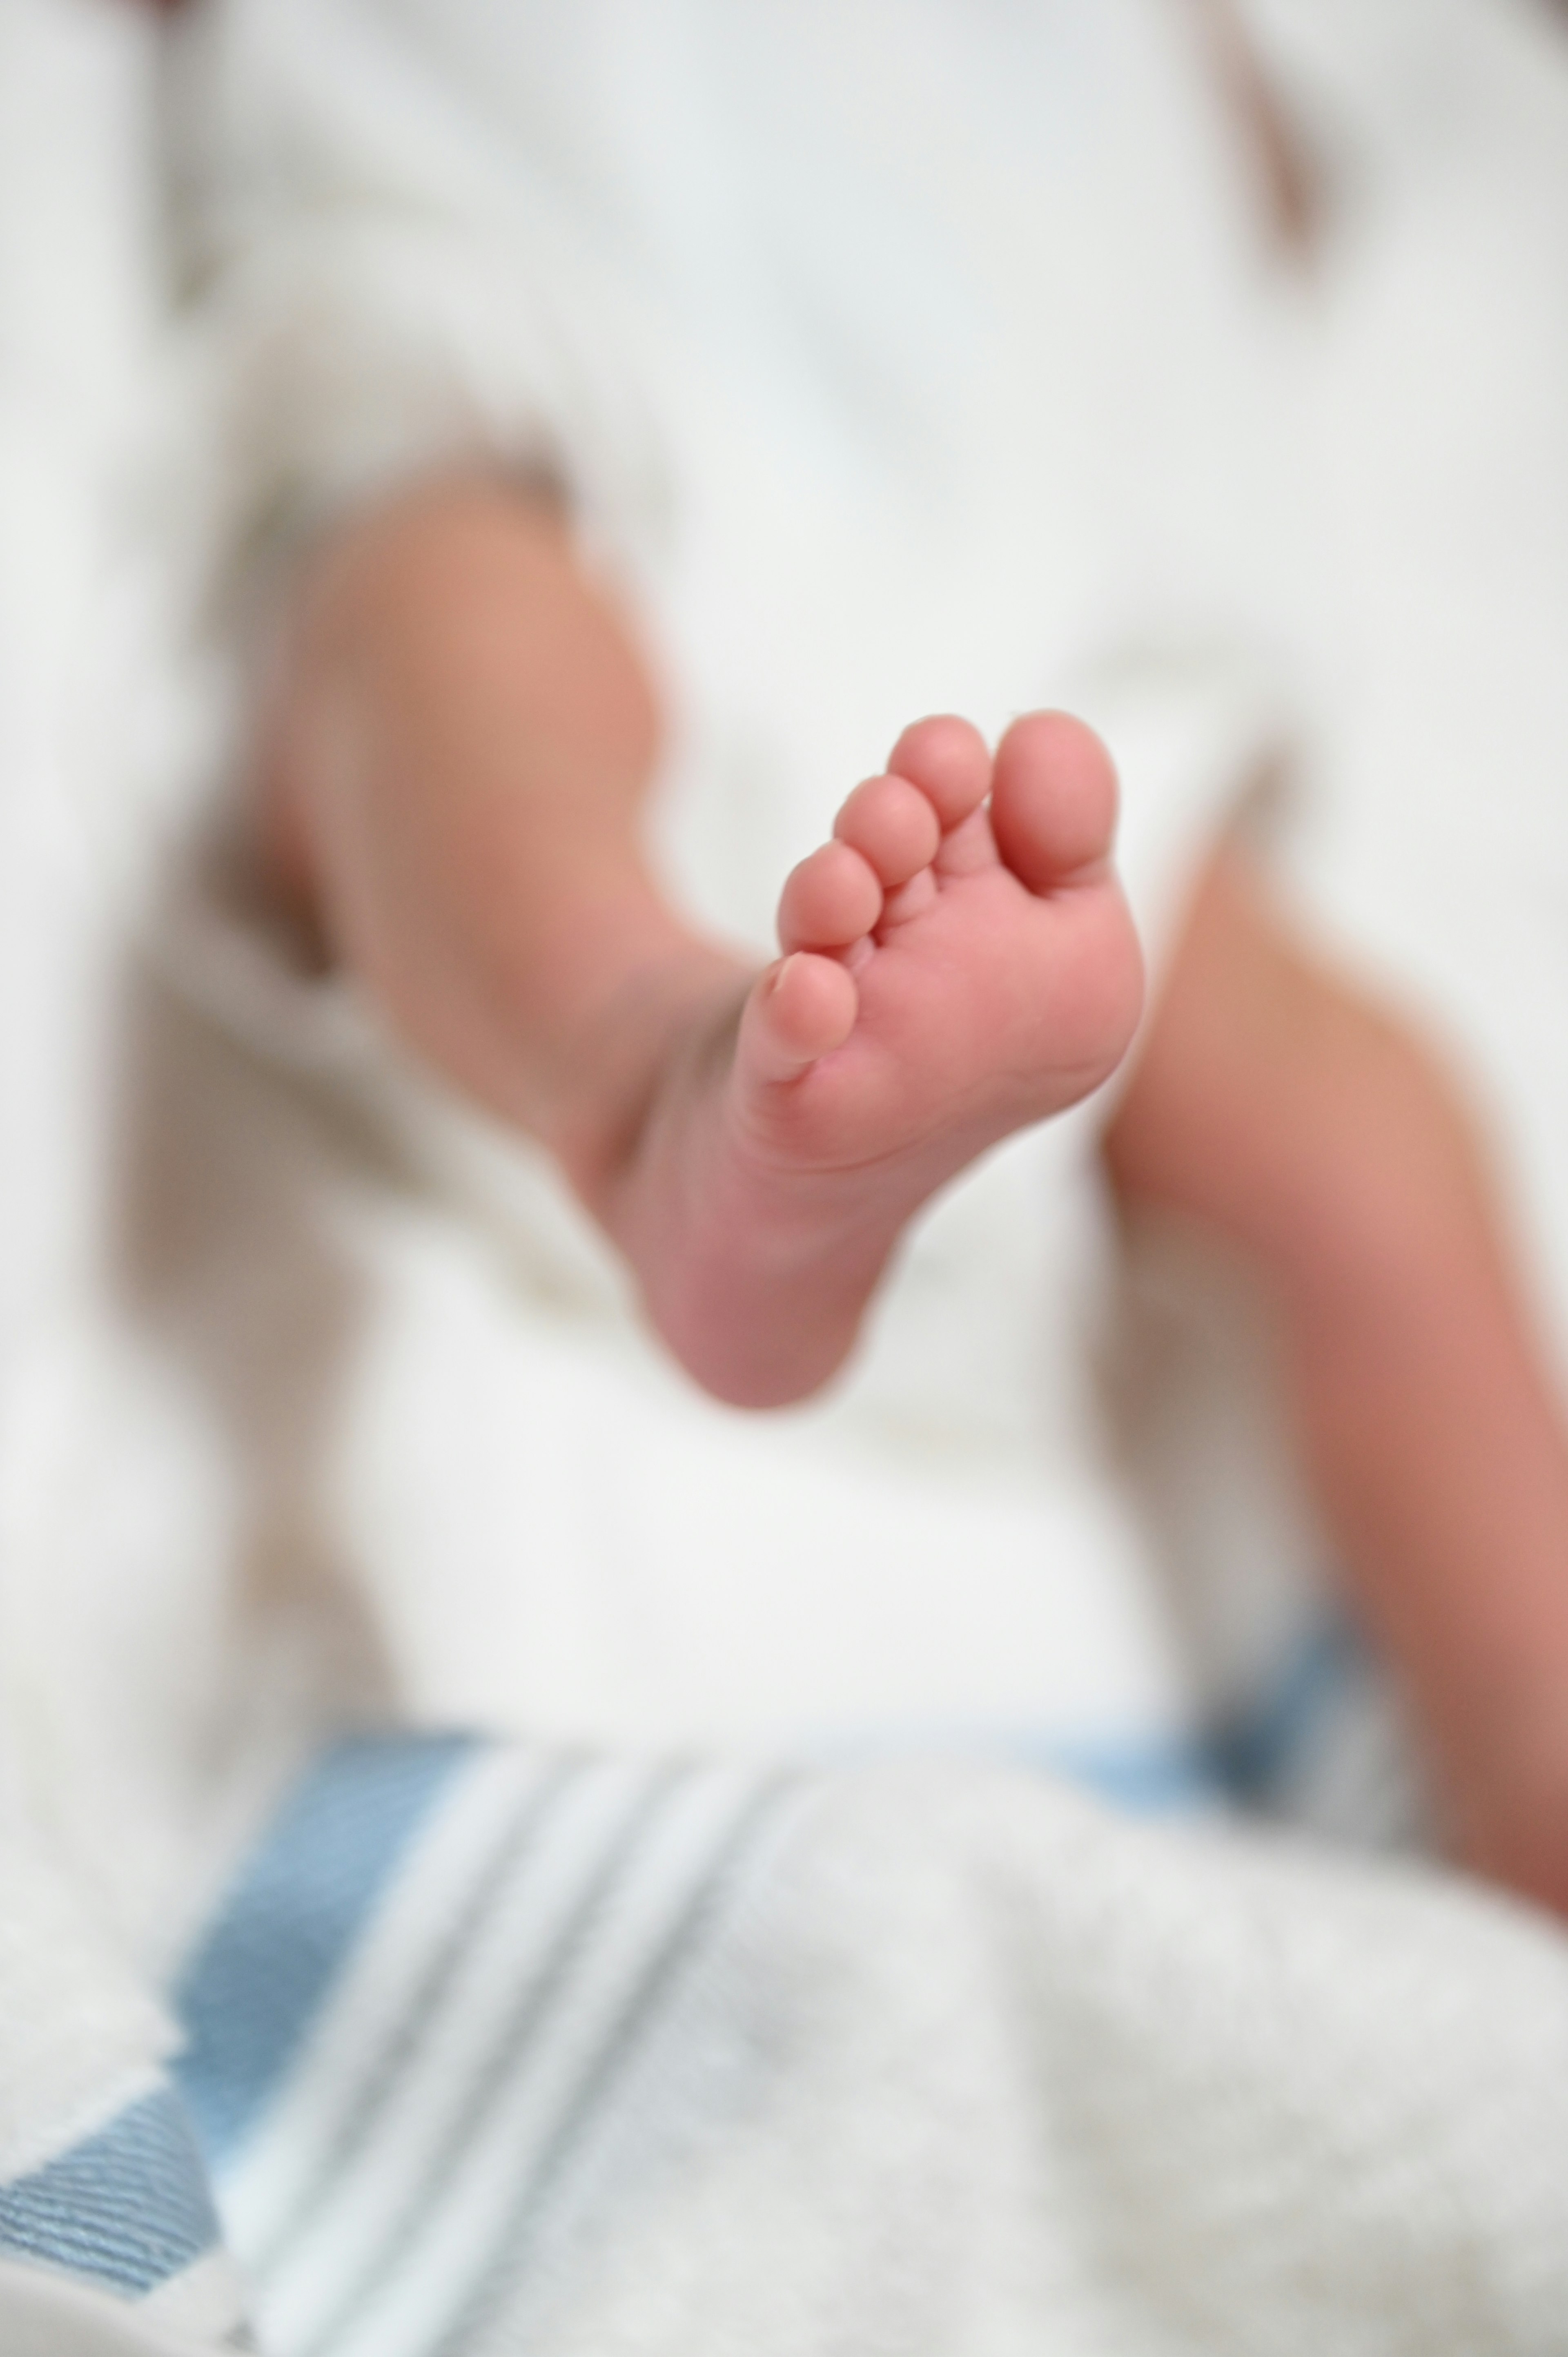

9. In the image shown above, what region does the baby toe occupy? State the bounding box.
[778,838,883,953]
[833,773,941,888]
[743,951,859,1079]
[886,714,991,831]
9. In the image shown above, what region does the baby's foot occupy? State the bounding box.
[601,713,1143,1407]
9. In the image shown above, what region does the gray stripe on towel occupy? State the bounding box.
[433,1776,793,2357]
[251,1752,579,2280]
[295,1763,691,2357]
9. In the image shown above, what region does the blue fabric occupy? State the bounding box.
[1045,1735,1219,1816]
[166,1737,793,2355]
[1212,1614,1363,1800]
[0,2087,220,2298]
[174,1731,477,2166]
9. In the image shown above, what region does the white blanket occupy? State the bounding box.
[10,1733,1568,2354]
[6,0,1568,2350]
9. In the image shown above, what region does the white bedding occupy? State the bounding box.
[4,0,1568,2348]
[143,0,1296,1781]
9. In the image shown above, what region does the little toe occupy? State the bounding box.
[886,715,992,831]
[778,839,883,953]
[742,951,858,1080]
[833,774,942,889]
[990,711,1119,896]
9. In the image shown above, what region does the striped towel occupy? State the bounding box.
[0,2082,240,2348]
[4,1734,802,2355]
[174,1737,800,2357]
[9,1727,1568,2355]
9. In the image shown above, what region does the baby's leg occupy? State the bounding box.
[265,474,1141,1408]
[1107,845,1568,1915]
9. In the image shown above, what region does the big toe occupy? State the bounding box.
[990,711,1119,896]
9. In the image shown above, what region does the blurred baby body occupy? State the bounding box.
[156,0,1299,1772]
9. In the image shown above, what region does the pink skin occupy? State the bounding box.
[264,482,1568,1917]
[595,711,1144,1407]
[262,485,1138,1414]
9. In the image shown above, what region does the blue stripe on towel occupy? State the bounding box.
[1042,1735,1219,1815]
[174,1732,477,2166]
[808,1724,1222,1815]
[0,2086,220,2298]
[1211,1614,1361,1800]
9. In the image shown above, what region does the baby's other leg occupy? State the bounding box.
[1106,845,1568,1915]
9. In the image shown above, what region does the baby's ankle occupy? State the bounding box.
[544,939,751,1218]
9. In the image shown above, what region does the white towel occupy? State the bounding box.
[12,1732,1568,2355]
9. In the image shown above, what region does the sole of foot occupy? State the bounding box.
[619,710,1144,1407]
